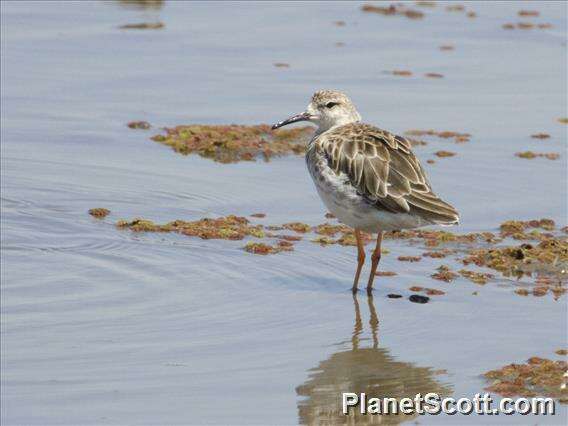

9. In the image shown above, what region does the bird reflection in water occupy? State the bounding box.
[296,294,452,425]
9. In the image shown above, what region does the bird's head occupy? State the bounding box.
[272,90,361,132]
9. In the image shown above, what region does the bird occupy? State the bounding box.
[272,90,459,293]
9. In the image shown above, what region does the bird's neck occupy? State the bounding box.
[315,113,361,135]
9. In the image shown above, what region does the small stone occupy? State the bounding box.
[409,294,430,304]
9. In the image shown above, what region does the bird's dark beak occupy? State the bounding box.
[272,111,311,130]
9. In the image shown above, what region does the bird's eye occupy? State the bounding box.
[325,102,339,108]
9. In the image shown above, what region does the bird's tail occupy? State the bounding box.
[406,192,460,226]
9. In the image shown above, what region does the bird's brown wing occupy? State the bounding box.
[317,123,459,224]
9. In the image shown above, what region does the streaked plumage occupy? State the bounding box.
[306,122,459,232]
[273,90,460,292]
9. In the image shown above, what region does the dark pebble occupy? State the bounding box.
[409,295,430,304]
[387,294,403,299]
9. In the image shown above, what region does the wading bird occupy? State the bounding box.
[273,90,459,293]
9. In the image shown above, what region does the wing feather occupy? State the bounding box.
[351,154,364,186]
[389,149,421,183]
[317,123,459,224]
[388,169,412,197]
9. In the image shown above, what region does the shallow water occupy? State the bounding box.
[1,1,567,424]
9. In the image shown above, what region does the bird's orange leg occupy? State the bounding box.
[351,229,366,293]
[366,231,384,293]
